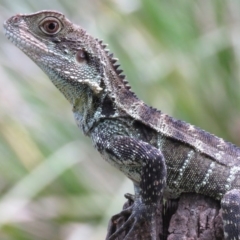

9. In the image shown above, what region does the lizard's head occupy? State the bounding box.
[3,10,118,102]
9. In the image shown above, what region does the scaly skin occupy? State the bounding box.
[4,10,240,239]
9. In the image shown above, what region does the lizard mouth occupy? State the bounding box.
[3,15,49,56]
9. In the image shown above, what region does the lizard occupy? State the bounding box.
[3,10,240,240]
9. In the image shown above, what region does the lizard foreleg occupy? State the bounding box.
[92,128,166,240]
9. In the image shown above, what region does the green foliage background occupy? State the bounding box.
[1,0,240,239]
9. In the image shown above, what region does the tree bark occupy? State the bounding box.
[106,193,224,240]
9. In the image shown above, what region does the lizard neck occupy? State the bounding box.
[48,70,101,135]
[72,89,97,135]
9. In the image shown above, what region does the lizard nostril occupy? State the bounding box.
[11,15,21,24]
[4,15,22,29]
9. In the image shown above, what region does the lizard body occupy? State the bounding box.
[4,10,240,240]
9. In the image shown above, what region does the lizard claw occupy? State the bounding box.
[106,205,133,240]
[107,199,157,240]
[124,193,135,202]
[111,206,133,224]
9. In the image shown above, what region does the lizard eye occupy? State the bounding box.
[40,17,62,35]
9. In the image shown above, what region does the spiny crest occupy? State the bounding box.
[97,38,136,94]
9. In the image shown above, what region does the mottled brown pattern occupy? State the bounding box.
[4,10,240,240]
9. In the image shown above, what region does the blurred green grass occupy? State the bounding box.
[1,0,240,239]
